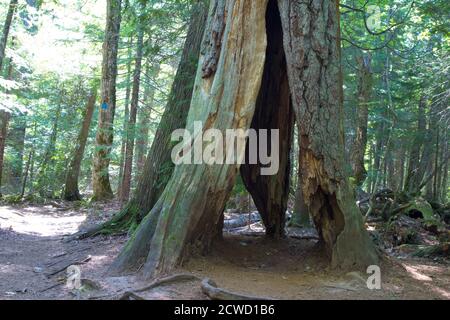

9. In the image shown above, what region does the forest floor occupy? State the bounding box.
[0,201,449,300]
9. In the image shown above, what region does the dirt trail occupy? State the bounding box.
[0,203,449,300]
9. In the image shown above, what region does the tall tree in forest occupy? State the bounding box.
[135,63,159,176]
[117,37,133,199]
[120,3,146,202]
[351,53,373,188]
[0,110,10,197]
[110,0,377,278]
[92,0,122,201]
[64,83,98,201]
[0,0,18,70]
[404,96,427,195]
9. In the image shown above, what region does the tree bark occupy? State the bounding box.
[64,85,98,201]
[350,53,372,187]
[0,0,18,71]
[278,0,377,268]
[121,15,145,202]
[92,0,122,201]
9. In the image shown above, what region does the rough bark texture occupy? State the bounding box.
[92,0,122,201]
[121,21,144,202]
[277,0,377,268]
[111,0,268,277]
[350,54,372,187]
[240,0,293,239]
[0,0,18,70]
[0,110,10,197]
[64,86,98,201]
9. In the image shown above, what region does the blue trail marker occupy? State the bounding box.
[101,102,108,110]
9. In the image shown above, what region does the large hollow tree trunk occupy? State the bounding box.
[0,0,18,70]
[277,0,377,268]
[64,85,98,201]
[92,0,122,201]
[111,0,377,278]
[110,0,269,277]
[121,18,145,203]
[350,53,372,188]
[240,0,293,239]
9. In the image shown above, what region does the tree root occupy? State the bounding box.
[69,204,140,240]
[201,278,272,300]
[119,273,202,300]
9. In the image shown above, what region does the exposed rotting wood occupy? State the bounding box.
[201,278,272,300]
[201,0,227,78]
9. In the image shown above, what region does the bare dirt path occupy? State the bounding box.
[0,202,448,300]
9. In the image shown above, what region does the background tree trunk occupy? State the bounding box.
[404,96,427,194]
[121,17,144,202]
[0,0,18,70]
[92,0,122,201]
[351,53,373,187]
[118,37,133,199]
[64,85,98,201]
[0,110,10,197]
[135,63,159,176]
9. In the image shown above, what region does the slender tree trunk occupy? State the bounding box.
[20,149,33,198]
[118,37,133,198]
[37,105,62,196]
[121,16,145,202]
[135,63,159,176]
[350,53,372,187]
[0,110,10,197]
[0,0,18,70]
[111,0,377,278]
[404,96,427,194]
[92,0,122,201]
[8,115,26,192]
[64,85,98,201]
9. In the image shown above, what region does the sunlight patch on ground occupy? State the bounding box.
[0,206,86,237]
